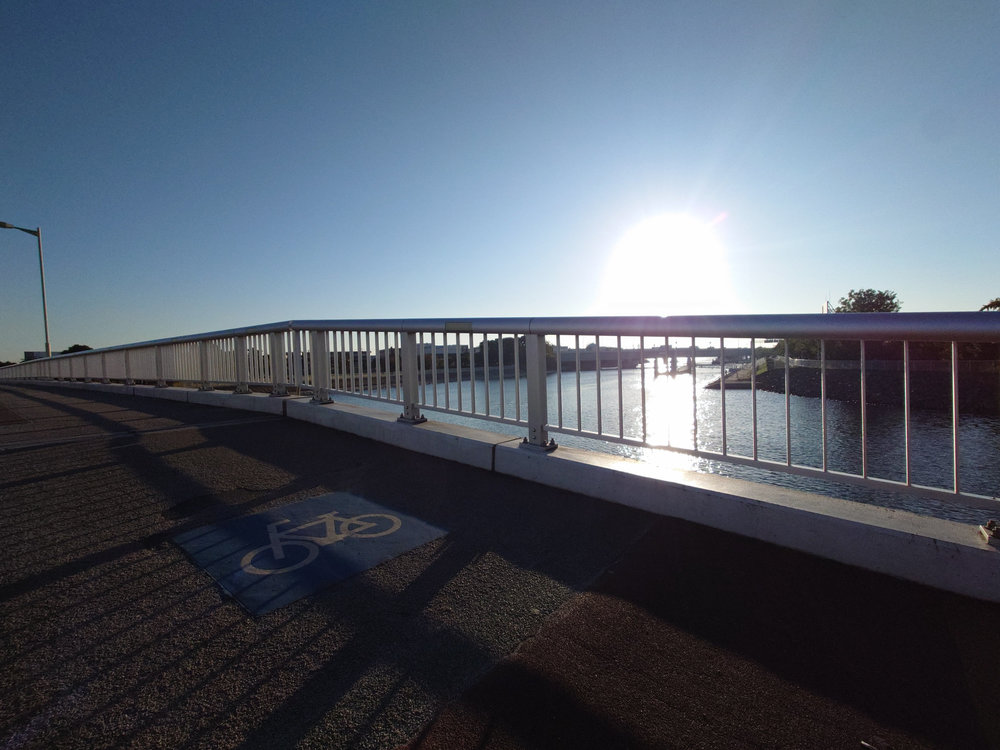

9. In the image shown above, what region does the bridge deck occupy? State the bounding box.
[1,383,997,749]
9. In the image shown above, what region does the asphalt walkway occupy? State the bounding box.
[1,384,998,749]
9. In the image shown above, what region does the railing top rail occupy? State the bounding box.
[2,312,999,369]
[521,312,1000,340]
[253,311,1000,339]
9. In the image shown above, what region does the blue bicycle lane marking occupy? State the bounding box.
[173,492,447,615]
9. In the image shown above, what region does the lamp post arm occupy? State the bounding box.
[0,222,40,237]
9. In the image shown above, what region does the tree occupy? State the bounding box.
[61,344,93,354]
[980,298,1000,311]
[785,289,899,359]
[834,289,901,313]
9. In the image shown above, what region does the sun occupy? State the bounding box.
[597,212,735,316]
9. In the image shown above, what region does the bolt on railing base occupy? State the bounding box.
[233,385,251,395]
[311,388,333,404]
[519,437,558,453]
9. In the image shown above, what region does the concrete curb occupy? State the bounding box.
[494,442,1000,603]
[285,398,519,471]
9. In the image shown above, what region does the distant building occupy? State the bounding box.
[23,351,47,361]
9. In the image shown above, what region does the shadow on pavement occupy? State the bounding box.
[409,517,1000,749]
[3,383,999,749]
[0,384,651,749]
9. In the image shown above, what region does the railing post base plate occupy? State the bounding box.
[397,414,427,425]
[311,388,333,404]
[519,438,557,453]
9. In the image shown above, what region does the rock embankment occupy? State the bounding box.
[748,366,1000,415]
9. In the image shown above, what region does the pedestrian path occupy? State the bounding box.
[1,384,997,749]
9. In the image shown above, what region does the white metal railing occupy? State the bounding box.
[3,313,999,512]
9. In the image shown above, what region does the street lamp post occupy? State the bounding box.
[1,221,51,357]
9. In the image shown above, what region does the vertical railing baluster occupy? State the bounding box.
[860,340,867,477]
[392,331,403,401]
[456,333,464,413]
[514,335,521,421]
[418,332,426,405]
[443,333,450,410]
[483,335,491,417]
[431,332,439,408]
[639,336,647,443]
[498,333,505,419]
[617,336,624,439]
[903,339,912,486]
[372,331,382,399]
[784,339,791,465]
[348,331,357,394]
[469,333,477,415]
[820,339,827,471]
[595,336,603,435]
[951,340,960,494]
[387,331,394,399]
[362,331,370,396]
[556,334,563,429]
[358,330,365,395]
[575,335,581,431]
[690,337,697,450]
[720,338,727,456]
[333,331,342,392]
[751,337,758,461]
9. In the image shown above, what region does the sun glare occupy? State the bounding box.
[598,213,735,316]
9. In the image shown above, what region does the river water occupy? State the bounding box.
[345,360,999,523]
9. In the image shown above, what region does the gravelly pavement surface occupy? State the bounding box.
[1,383,998,750]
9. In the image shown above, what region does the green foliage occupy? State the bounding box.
[980,298,1000,311]
[61,344,93,354]
[834,289,901,313]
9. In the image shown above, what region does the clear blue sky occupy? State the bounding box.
[2,1,997,361]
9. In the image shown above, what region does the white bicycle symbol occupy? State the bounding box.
[241,510,402,575]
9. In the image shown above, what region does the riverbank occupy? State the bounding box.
[708,364,1000,415]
